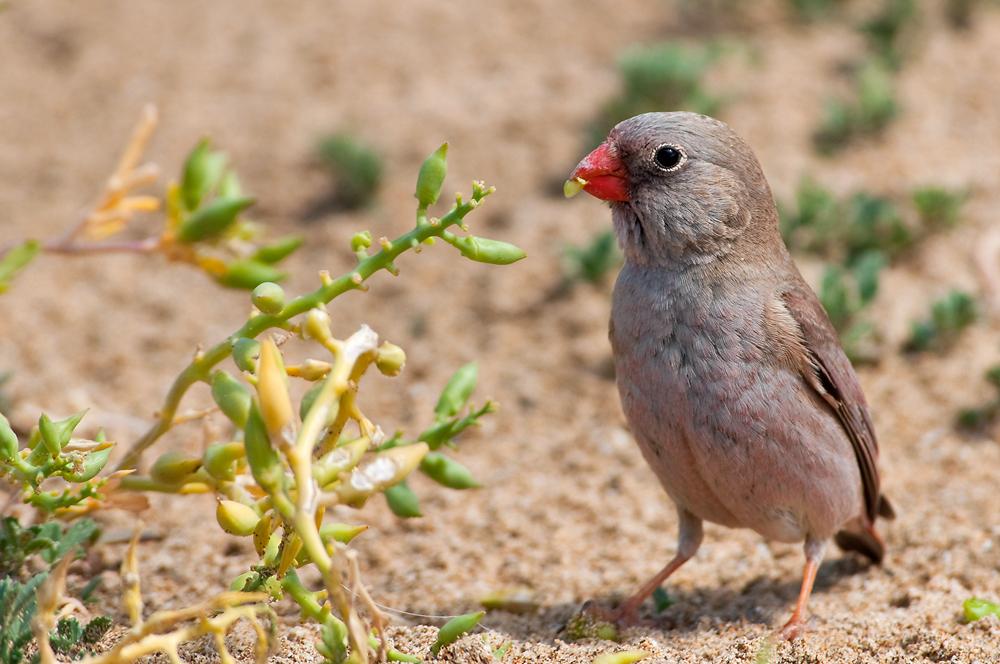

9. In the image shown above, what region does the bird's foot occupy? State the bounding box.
[778,616,809,641]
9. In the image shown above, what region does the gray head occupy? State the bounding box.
[569,112,779,267]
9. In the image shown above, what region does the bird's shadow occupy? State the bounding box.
[405,555,873,646]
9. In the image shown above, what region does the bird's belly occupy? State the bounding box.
[616,344,862,543]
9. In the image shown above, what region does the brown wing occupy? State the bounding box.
[778,285,882,525]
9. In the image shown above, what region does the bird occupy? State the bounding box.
[566,111,894,639]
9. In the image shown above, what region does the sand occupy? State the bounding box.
[1,0,998,662]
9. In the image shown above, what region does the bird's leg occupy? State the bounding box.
[780,536,827,641]
[611,508,703,625]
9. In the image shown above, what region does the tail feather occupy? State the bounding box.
[835,493,895,564]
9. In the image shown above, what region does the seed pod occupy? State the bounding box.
[592,651,650,664]
[434,363,478,418]
[150,451,202,484]
[313,437,369,487]
[180,140,227,211]
[256,340,294,441]
[216,259,286,290]
[252,235,304,264]
[334,442,429,506]
[384,481,422,518]
[287,360,331,382]
[414,142,448,209]
[302,308,333,343]
[203,441,245,481]
[420,452,480,489]
[253,512,273,556]
[430,611,485,656]
[177,196,254,243]
[251,282,285,314]
[211,371,252,428]
[38,411,86,457]
[0,412,18,462]
[243,401,285,495]
[452,235,526,265]
[319,522,368,545]
[216,499,260,536]
[231,337,261,373]
[375,341,406,377]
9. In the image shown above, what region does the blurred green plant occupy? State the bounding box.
[588,43,723,147]
[813,59,897,154]
[0,517,98,578]
[0,106,303,293]
[956,365,1000,432]
[904,290,977,353]
[912,186,966,230]
[860,0,917,69]
[315,133,384,210]
[818,251,885,362]
[564,231,622,285]
[786,0,843,22]
[592,650,650,664]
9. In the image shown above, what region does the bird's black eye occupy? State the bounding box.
[653,144,684,171]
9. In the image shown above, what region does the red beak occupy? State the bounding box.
[570,142,629,202]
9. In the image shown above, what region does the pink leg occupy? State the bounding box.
[612,508,703,624]
[780,537,827,640]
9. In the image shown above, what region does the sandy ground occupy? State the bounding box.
[1,0,999,662]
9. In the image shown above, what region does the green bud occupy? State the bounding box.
[964,597,1000,622]
[351,231,373,252]
[211,371,252,428]
[231,337,261,373]
[216,259,286,290]
[252,235,303,264]
[375,341,406,377]
[415,142,448,209]
[384,481,422,518]
[177,196,254,243]
[61,446,111,483]
[420,451,480,489]
[38,411,87,457]
[203,441,245,481]
[244,400,285,495]
[0,412,18,462]
[251,282,285,314]
[435,363,477,418]
[181,139,227,211]
[430,610,484,656]
[216,499,260,536]
[319,522,368,545]
[592,650,650,664]
[452,235,526,265]
[313,437,369,487]
[150,451,202,484]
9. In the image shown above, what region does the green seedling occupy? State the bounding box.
[652,586,674,613]
[0,517,98,578]
[912,186,966,230]
[819,251,885,363]
[564,231,622,285]
[814,58,897,155]
[860,0,917,69]
[587,43,723,148]
[963,597,1000,622]
[430,611,485,656]
[316,133,384,210]
[904,291,977,353]
[565,610,619,642]
[956,365,1000,432]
